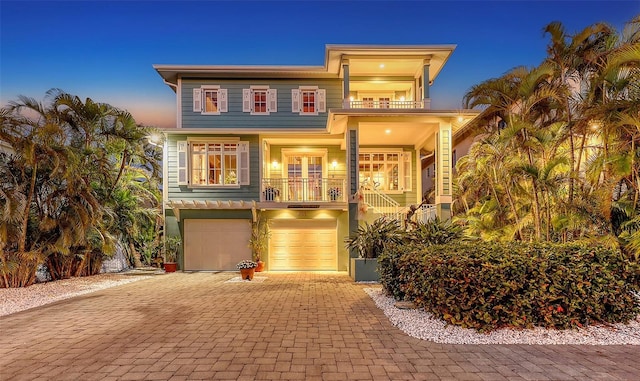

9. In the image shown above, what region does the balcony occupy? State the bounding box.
[342,99,430,110]
[261,178,347,203]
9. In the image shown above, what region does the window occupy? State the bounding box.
[176,141,250,187]
[291,87,326,115]
[362,97,374,108]
[192,86,228,114]
[379,97,390,109]
[243,87,277,115]
[358,150,412,192]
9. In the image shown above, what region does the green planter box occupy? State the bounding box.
[350,258,379,282]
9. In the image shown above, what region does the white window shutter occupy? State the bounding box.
[317,89,326,113]
[402,152,412,191]
[218,89,228,112]
[242,89,252,112]
[268,89,277,113]
[193,88,202,113]
[177,141,188,185]
[238,141,250,185]
[291,89,300,113]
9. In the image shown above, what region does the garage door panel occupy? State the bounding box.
[269,220,337,271]
[184,219,251,271]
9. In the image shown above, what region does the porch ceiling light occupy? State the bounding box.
[385,129,391,134]
[457,116,464,123]
[379,63,385,69]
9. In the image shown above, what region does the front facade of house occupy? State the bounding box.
[155,45,478,272]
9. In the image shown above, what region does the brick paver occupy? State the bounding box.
[1,272,639,380]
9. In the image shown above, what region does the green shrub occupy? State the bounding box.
[381,241,640,332]
[379,218,467,300]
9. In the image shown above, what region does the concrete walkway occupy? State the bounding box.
[1,272,638,380]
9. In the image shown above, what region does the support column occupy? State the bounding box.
[422,60,431,110]
[346,122,359,259]
[435,122,452,220]
[342,59,350,108]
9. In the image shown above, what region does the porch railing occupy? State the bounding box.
[342,99,429,110]
[262,178,346,203]
[360,181,403,221]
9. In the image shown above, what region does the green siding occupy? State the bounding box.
[166,134,260,202]
[181,78,342,129]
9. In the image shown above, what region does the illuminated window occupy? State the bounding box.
[192,86,228,115]
[292,87,326,115]
[358,150,412,192]
[243,87,277,115]
[177,141,250,187]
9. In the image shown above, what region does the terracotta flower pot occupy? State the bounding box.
[239,267,255,280]
[164,262,177,273]
[255,260,265,272]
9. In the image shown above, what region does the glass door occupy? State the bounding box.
[285,152,326,201]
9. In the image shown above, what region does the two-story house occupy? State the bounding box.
[154,44,478,272]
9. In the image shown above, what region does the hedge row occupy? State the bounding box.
[379,241,640,332]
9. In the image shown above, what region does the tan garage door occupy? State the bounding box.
[184,219,251,271]
[269,219,337,271]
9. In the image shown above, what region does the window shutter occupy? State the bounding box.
[291,89,300,113]
[238,141,250,185]
[193,88,202,113]
[218,89,228,112]
[267,89,277,113]
[242,89,252,112]
[317,89,326,113]
[402,152,412,191]
[177,141,188,185]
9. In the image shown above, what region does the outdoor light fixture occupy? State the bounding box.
[379,63,385,69]
[385,129,391,134]
[457,116,464,122]
[272,160,279,169]
[331,160,338,169]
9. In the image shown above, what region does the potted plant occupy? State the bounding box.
[263,185,280,201]
[344,217,403,281]
[248,215,269,272]
[163,236,181,273]
[328,187,342,201]
[237,259,258,280]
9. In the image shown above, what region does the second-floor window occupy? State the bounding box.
[192,86,228,115]
[176,140,250,187]
[292,87,326,115]
[243,86,277,115]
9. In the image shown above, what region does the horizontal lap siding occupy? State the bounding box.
[167,134,260,202]
[181,79,342,129]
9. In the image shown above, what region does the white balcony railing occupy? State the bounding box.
[343,99,429,110]
[262,178,346,203]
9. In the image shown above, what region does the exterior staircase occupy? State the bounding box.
[359,183,437,225]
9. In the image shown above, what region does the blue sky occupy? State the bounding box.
[1,1,637,128]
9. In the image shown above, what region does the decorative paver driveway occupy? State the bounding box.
[1,272,638,380]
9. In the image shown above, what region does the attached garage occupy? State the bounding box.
[183,219,252,271]
[269,219,337,271]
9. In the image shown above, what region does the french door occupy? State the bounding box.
[283,151,326,201]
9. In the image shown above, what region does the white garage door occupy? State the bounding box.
[184,219,252,271]
[269,219,337,271]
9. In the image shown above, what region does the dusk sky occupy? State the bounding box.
[1,1,637,129]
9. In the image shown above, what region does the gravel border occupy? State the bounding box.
[0,273,153,317]
[364,287,640,345]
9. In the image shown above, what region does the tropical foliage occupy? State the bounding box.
[382,241,639,332]
[455,16,640,252]
[0,89,162,287]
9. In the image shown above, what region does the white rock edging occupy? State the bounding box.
[364,287,640,345]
